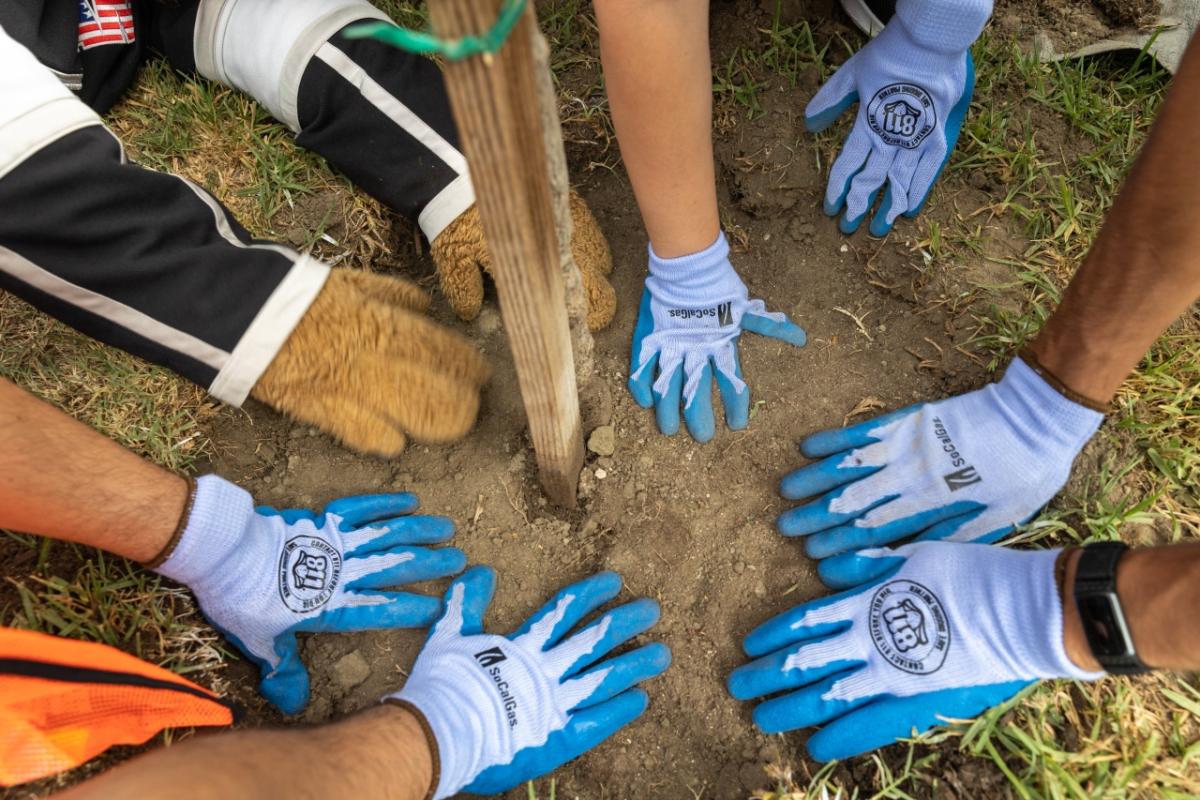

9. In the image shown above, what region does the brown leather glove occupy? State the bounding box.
[250,269,490,457]
[431,190,616,332]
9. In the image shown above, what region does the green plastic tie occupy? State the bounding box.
[342,0,527,61]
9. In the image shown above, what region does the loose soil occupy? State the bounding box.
[0,0,1129,797]
[192,2,1089,797]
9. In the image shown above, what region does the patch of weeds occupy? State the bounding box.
[713,15,825,122]
[5,545,227,682]
[0,294,211,472]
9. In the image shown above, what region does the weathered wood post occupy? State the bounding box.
[426,0,585,507]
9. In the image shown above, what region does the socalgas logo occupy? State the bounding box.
[867,579,950,674]
[667,302,733,327]
[278,536,342,613]
[474,646,520,727]
[867,84,936,149]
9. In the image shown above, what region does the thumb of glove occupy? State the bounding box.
[257,631,311,715]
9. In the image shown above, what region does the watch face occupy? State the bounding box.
[1077,592,1135,657]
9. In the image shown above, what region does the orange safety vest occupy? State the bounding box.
[0,627,235,786]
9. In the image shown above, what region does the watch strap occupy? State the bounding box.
[1074,542,1150,675]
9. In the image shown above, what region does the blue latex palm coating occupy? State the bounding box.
[730,546,1037,761]
[250,493,462,714]
[902,52,975,222]
[806,681,1032,761]
[628,290,805,443]
[464,690,651,795]
[423,568,669,796]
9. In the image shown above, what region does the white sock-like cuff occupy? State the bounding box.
[646,231,734,300]
[998,357,1104,445]
[1018,549,1107,681]
[894,0,992,54]
[154,475,254,587]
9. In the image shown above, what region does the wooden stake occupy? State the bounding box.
[428,0,583,507]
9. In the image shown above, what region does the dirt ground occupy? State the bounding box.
[188,3,1094,798]
[0,0,1147,797]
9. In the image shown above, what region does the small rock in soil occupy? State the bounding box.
[587,425,616,456]
[330,651,370,691]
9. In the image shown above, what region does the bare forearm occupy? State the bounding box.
[1060,543,1200,672]
[1030,37,1200,402]
[55,705,434,800]
[596,0,718,257]
[0,378,185,561]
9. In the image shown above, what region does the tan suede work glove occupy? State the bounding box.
[251,269,490,457]
[431,190,616,332]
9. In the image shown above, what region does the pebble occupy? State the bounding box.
[594,468,607,480]
[753,580,767,598]
[587,425,616,457]
[287,454,301,471]
[839,244,849,253]
[259,444,277,462]
[733,561,746,575]
[330,651,370,691]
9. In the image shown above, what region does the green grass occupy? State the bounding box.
[4,542,228,680]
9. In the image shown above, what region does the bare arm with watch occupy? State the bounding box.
[733,28,1200,757]
[728,540,1200,761]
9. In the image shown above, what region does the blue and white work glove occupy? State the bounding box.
[153,475,466,714]
[778,358,1103,588]
[728,541,1103,761]
[389,568,670,798]
[628,232,806,442]
[806,0,991,236]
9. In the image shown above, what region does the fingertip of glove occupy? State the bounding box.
[838,212,865,235]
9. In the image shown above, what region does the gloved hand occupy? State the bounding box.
[628,232,806,442]
[250,268,490,457]
[728,541,1103,761]
[389,568,670,798]
[778,357,1102,588]
[806,0,991,236]
[151,475,466,714]
[432,191,617,332]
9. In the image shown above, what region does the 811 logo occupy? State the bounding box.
[278,536,342,612]
[867,84,936,149]
[868,579,950,674]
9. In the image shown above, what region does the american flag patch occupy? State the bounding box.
[78,0,136,51]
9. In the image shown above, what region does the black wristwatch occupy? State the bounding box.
[1073,542,1150,675]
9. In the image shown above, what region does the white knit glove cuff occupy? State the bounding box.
[894,0,993,53]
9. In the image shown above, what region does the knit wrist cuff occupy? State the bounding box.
[152,474,254,587]
[894,0,992,53]
[1017,347,1110,413]
[142,476,197,569]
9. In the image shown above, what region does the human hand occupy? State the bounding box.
[806,0,990,236]
[432,190,617,331]
[389,568,670,798]
[628,232,806,442]
[152,475,466,714]
[728,541,1102,761]
[778,358,1102,588]
[250,268,490,457]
